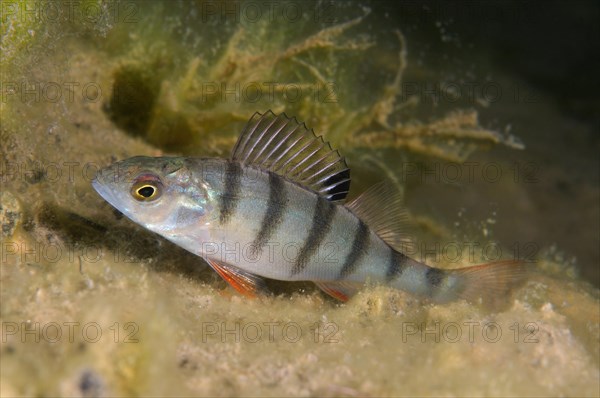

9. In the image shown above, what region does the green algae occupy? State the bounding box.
[1,1,598,397]
[92,2,521,162]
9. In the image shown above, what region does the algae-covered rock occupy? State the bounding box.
[1,191,22,237]
[1,1,598,397]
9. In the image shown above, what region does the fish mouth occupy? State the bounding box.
[92,178,122,212]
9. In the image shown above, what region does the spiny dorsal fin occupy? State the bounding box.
[345,182,413,252]
[231,111,350,202]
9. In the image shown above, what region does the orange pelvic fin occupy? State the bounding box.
[205,258,267,298]
[314,281,360,302]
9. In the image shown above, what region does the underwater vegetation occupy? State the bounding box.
[102,5,523,163]
[1,1,598,397]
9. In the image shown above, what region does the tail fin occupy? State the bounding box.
[450,260,530,308]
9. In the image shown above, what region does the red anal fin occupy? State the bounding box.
[314,281,360,302]
[205,258,267,298]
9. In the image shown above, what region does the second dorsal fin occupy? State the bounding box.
[231,111,351,202]
[345,182,413,252]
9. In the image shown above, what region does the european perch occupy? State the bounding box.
[93,111,527,304]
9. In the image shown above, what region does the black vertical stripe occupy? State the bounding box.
[292,196,336,275]
[219,161,242,225]
[251,172,287,255]
[338,219,370,279]
[386,248,408,282]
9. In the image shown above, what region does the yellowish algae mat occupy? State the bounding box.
[1,231,599,396]
[1,1,599,396]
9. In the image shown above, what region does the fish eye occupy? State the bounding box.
[137,185,156,198]
[131,174,163,202]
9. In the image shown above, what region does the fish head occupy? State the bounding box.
[92,156,216,237]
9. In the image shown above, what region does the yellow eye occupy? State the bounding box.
[131,178,162,202]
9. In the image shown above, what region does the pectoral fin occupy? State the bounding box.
[205,258,268,298]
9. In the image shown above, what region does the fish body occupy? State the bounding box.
[93,111,525,303]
